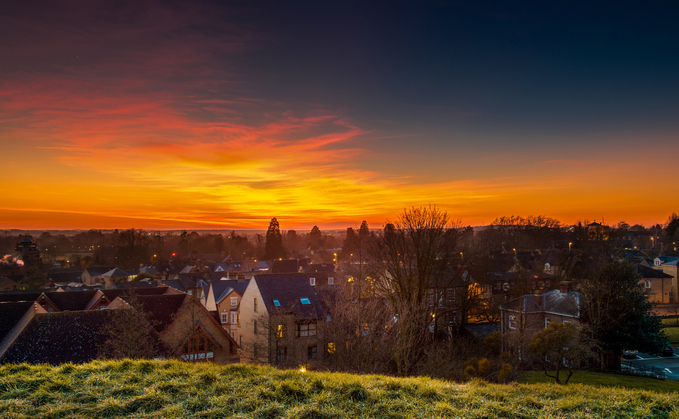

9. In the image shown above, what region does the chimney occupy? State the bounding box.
[559,281,572,294]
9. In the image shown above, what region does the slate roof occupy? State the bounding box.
[0,292,43,303]
[100,286,172,302]
[103,268,129,277]
[161,279,186,293]
[210,279,250,304]
[500,289,581,317]
[305,263,335,273]
[269,258,310,274]
[138,266,160,275]
[1,310,116,365]
[636,264,673,279]
[44,290,99,311]
[254,273,324,320]
[84,266,115,276]
[120,294,189,332]
[45,270,84,283]
[0,301,34,342]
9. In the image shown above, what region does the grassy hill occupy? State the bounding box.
[1,360,677,419]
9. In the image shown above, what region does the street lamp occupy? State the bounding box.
[568,242,572,252]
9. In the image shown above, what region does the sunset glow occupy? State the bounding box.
[2,1,679,230]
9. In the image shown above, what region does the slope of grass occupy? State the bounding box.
[520,370,679,394]
[0,360,677,419]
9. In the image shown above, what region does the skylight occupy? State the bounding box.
[273,300,280,307]
[300,298,311,305]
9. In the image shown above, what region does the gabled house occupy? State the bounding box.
[102,268,130,289]
[656,259,679,303]
[239,273,325,368]
[82,266,115,286]
[108,293,239,363]
[304,263,336,287]
[204,279,250,339]
[636,264,673,304]
[499,284,581,352]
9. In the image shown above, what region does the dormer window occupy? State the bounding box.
[310,277,316,286]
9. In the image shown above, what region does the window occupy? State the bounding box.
[221,313,229,324]
[254,297,257,312]
[231,313,237,324]
[273,300,281,307]
[277,324,286,338]
[237,314,240,324]
[180,326,216,362]
[231,297,238,306]
[188,290,193,295]
[328,277,334,285]
[544,317,550,328]
[327,342,336,354]
[99,305,106,310]
[239,335,243,347]
[297,323,317,337]
[308,345,317,359]
[254,320,257,335]
[300,298,311,305]
[646,280,652,289]
[508,315,517,329]
[310,277,316,286]
[277,346,287,362]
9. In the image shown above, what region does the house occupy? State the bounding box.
[102,268,130,288]
[304,263,336,287]
[499,284,581,352]
[239,273,326,368]
[0,277,20,292]
[636,264,673,304]
[268,258,310,274]
[108,293,239,363]
[204,279,250,340]
[656,259,679,303]
[82,266,115,286]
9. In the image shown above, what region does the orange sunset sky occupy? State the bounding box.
[2,1,679,231]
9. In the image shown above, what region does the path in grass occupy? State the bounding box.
[0,360,677,418]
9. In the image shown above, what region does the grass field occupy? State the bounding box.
[662,318,679,327]
[664,327,679,344]
[0,360,677,418]
[520,370,679,394]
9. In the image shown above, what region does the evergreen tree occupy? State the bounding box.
[581,261,666,369]
[263,218,286,260]
[309,225,323,250]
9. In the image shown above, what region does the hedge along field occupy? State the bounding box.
[0,360,677,419]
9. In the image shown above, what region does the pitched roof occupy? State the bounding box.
[636,264,673,279]
[500,289,581,317]
[44,290,99,311]
[269,258,309,274]
[120,294,189,331]
[161,279,186,293]
[102,268,129,277]
[0,310,116,365]
[211,279,250,304]
[0,301,34,342]
[254,273,324,320]
[84,266,115,276]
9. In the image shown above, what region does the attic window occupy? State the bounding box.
[273,300,281,307]
[300,298,311,305]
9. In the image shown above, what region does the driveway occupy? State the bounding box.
[624,348,679,381]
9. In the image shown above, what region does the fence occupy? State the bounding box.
[620,360,666,380]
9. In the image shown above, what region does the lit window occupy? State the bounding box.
[310,277,316,286]
[231,297,238,306]
[273,300,281,307]
[221,313,229,324]
[277,324,286,338]
[300,298,310,305]
[327,342,336,354]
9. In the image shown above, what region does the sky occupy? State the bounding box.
[2,1,679,231]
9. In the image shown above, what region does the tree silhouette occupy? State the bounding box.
[263,217,286,260]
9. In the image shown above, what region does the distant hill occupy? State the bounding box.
[0,360,676,418]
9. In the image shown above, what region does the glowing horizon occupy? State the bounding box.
[2,2,679,231]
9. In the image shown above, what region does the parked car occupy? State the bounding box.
[661,343,674,357]
[622,349,638,359]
